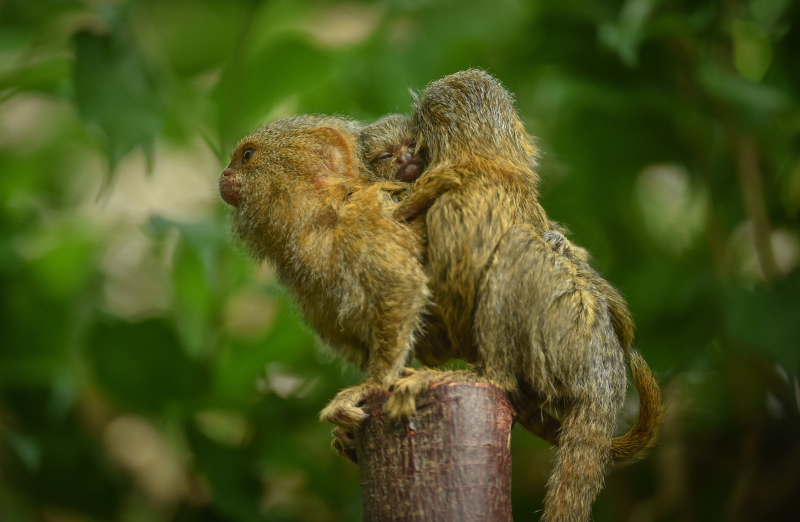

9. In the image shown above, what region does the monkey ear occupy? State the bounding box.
[310,127,352,177]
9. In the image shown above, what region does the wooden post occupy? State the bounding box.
[354,382,515,522]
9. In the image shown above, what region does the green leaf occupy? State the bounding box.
[88,318,209,413]
[73,30,164,169]
[724,276,800,370]
[698,61,787,115]
[25,236,95,301]
[731,19,773,82]
[3,429,41,472]
[213,35,333,147]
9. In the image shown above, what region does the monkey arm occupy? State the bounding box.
[394,169,462,222]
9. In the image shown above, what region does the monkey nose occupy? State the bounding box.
[219,169,242,207]
[397,162,421,182]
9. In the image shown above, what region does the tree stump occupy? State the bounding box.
[354,382,515,522]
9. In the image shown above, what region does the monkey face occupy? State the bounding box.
[369,139,424,183]
[219,116,367,261]
[219,144,255,207]
[219,116,360,208]
[360,114,425,183]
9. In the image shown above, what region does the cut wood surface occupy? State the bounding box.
[355,382,515,522]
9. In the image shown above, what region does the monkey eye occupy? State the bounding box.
[374,152,394,163]
[242,148,256,163]
[409,139,417,149]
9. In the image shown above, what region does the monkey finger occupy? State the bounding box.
[385,370,429,420]
[331,438,358,464]
[385,386,418,422]
[397,367,417,380]
[331,427,358,464]
[319,383,382,430]
[319,400,369,430]
[332,426,355,444]
[542,231,570,254]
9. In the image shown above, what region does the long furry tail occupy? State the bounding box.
[541,399,614,521]
[512,348,663,462]
[610,348,665,461]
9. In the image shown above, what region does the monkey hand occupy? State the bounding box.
[330,427,358,464]
[394,170,462,222]
[327,368,419,464]
[322,373,420,463]
[319,383,383,431]
[542,230,593,263]
[542,230,572,255]
[385,369,487,423]
[320,382,388,463]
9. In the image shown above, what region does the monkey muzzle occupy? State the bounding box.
[219,169,242,207]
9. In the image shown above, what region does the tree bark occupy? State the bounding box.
[355,382,514,522]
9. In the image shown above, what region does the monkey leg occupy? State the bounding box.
[510,380,562,446]
[386,367,564,446]
[474,224,627,520]
[474,223,616,397]
[339,185,431,389]
[318,186,431,462]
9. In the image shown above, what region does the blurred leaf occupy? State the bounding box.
[24,229,97,300]
[142,0,246,77]
[698,61,788,116]
[73,30,164,169]
[186,423,264,522]
[0,56,71,97]
[195,409,251,447]
[213,302,317,407]
[214,35,332,147]
[3,429,42,472]
[598,0,662,67]
[88,318,209,413]
[731,19,773,82]
[1,415,127,519]
[724,276,800,370]
[173,241,215,359]
[749,0,792,29]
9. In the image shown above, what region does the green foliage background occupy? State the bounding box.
[1,0,799,521]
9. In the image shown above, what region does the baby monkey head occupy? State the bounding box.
[360,114,424,183]
[412,68,537,168]
[219,115,363,259]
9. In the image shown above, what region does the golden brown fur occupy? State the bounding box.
[360,114,423,183]
[358,100,662,461]
[219,115,430,436]
[219,74,664,521]
[382,69,664,521]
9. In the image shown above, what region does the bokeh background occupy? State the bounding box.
[1,0,799,521]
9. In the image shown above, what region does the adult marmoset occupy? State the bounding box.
[219,115,430,437]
